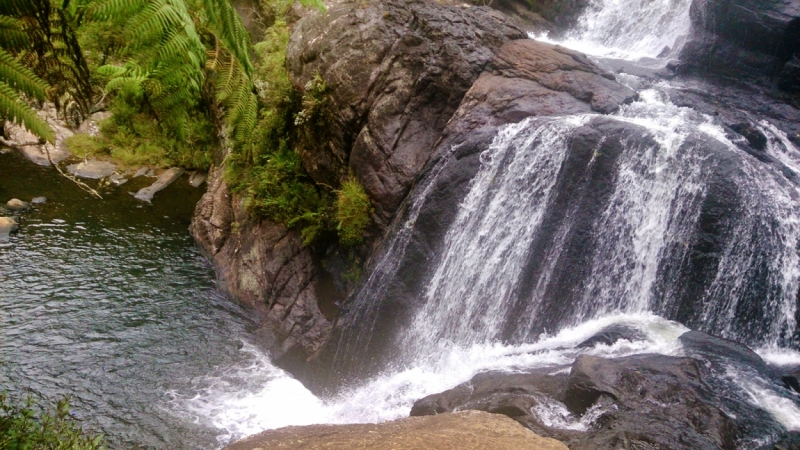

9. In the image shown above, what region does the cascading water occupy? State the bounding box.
[184,0,800,446]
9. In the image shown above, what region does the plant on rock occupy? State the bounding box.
[335,177,373,246]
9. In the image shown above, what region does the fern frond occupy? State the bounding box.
[0,15,28,51]
[0,48,47,101]
[0,81,54,142]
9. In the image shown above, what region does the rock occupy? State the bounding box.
[286,0,526,226]
[6,198,30,211]
[30,197,46,205]
[190,168,333,361]
[776,365,800,394]
[679,330,771,376]
[412,350,788,450]
[188,171,207,187]
[133,167,150,178]
[134,168,184,202]
[0,217,18,234]
[576,324,647,348]
[681,0,800,83]
[223,410,569,450]
[77,111,112,137]
[483,0,589,34]
[109,173,128,186]
[66,160,117,179]
[4,104,73,166]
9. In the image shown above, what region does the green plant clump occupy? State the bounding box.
[335,177,373,246]
[0,393,105,450]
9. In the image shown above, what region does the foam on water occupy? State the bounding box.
[183,314,687,446]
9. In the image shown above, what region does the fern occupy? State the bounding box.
[0,13,53,143]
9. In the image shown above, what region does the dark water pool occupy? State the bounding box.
[0,150,257,449]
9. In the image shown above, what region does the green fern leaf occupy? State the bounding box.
[0,81,54,142]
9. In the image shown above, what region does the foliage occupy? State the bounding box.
[0,393,105,450]
[0,11,53,141]
[335,177,372,246]
[66,92,215,169]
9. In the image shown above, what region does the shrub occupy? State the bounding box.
[0,393,105,450]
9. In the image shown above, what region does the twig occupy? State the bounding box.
[45,144,103,200]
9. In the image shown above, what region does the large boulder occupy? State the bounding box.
[681,0,800,85]
[322,40,637,381]
[190,168,333,362]
[223,410,569,450]
[286,0,526,226]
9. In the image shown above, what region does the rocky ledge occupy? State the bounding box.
[223,410,568,450]
[412,330,800,450]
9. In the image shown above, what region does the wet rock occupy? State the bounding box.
[576,324,647,348]
[287,0,525,225]
[486,0,589,34]
[223,410,569,450]
[413,349,788,450]
[109,173,128,186]
[681,0,800,83]
[6,198,30,211]
[66,160,116,179]
[679,330,771,376]
[134,168,184,202]
[0,217,18,234]
[133,167,150,178]
[30,197,46,205]
[190,168,332,361]
[776,365,800,394]
[188,171,207,187]
[731,122,768,150]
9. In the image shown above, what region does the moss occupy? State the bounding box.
[335,177,373,246]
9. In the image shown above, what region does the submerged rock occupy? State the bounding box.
[134,168,184,202]
[66,160,116,179]
[223,410,568,450]
[188,171,207,187]
[6,198,30,211]
[0,217,18,234]
[576,324,647,348]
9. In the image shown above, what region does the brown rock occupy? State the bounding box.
[223,410,569,450]
[0,217,18,234]
[190,168,332,359]
[6,198,30,211]
[287,0,526,226]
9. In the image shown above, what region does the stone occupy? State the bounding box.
[109,173,128,186]
[412,348,787,450]
[134,168,184,202]
[0,217,18,234]
[190,168,333,361]
[77,111,112,137]
[576,324,647,348]
[6,198,30,211]
[287,0,526,226]
[223,410,569,450]
[66,160,117,179]
[4,104,73,166]
[30,197,46,205]
[188,171,207,187]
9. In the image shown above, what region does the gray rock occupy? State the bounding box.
[0,217,18,234]
[66,160,117,179]
[6,198,30,211]
[188,171,207,187]
[109,173,128,186]
[134,168,184,202]
[30,196,46,204]
[77,111,112,137]
[133,167,150,178]
[5,105,73,166]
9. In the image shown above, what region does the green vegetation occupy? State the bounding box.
[336,177,373,246]
[5,0,372,247]
[0,393,105,450]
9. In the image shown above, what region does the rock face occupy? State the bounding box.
[681,0,800,84]
[412,331,793,450]
[286,0,526,226]
[322,40,638,380]
[223,410,569,450]
[190,168,333,361]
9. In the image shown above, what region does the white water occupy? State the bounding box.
[176,0,800,446]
